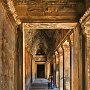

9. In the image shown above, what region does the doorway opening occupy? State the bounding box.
[37,64,45,78]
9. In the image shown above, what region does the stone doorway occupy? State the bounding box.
[37,64,45,78]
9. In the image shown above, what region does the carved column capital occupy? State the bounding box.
[55,51,58,56]
[80,8,90,38]
[58,46,63,55]
[70,33,74,46]
[63,40,70,49]
[84,25,90,38]
[55,51,59,64]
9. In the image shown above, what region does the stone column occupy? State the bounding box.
[53,55,56,85]
[58,46,64,90]
[55,51,59,88]
[73,25,80,90]
[63,40,70,90]
[70,33,74,90]
[84,25,90,90]
[32,60,36,82]
[46,62,50,79]
[17,25,23,90]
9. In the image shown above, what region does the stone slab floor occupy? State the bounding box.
[29,79,59,90]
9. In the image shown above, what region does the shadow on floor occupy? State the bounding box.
[28,78,59,90]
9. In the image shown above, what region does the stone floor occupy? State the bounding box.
[29,79,59,90]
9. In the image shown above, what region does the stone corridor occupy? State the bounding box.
[28,79,59,90]
[0,0,90,90]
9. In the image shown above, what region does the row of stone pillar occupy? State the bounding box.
[54,27,83,90]
[55,40,71,90]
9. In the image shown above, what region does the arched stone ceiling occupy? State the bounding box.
[25,29,57,56]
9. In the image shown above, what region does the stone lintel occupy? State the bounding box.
[23,23,77,30]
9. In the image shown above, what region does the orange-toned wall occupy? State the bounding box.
[25,48,30,79]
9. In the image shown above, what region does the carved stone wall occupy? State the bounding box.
[83,25,90,90]
[80,7,90,90]
[0,1,17,90]
[15,1,84,22]
[0,8,3,90]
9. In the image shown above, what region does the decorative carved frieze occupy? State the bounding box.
[16,0,83,4]
[26,3,78,16]
[33,55,47,62]
[15,0,83,22]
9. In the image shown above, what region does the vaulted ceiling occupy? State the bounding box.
[25,29,57,56]
[4,0,86,57]
[9,0,85,57]
[25,27,69,57]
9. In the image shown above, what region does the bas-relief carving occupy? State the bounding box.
[26,3,77,16]
[15,0,83,22]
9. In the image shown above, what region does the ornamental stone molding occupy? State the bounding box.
[80,7,90,35]
[80,7,90,25]
[7,0,21,24]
